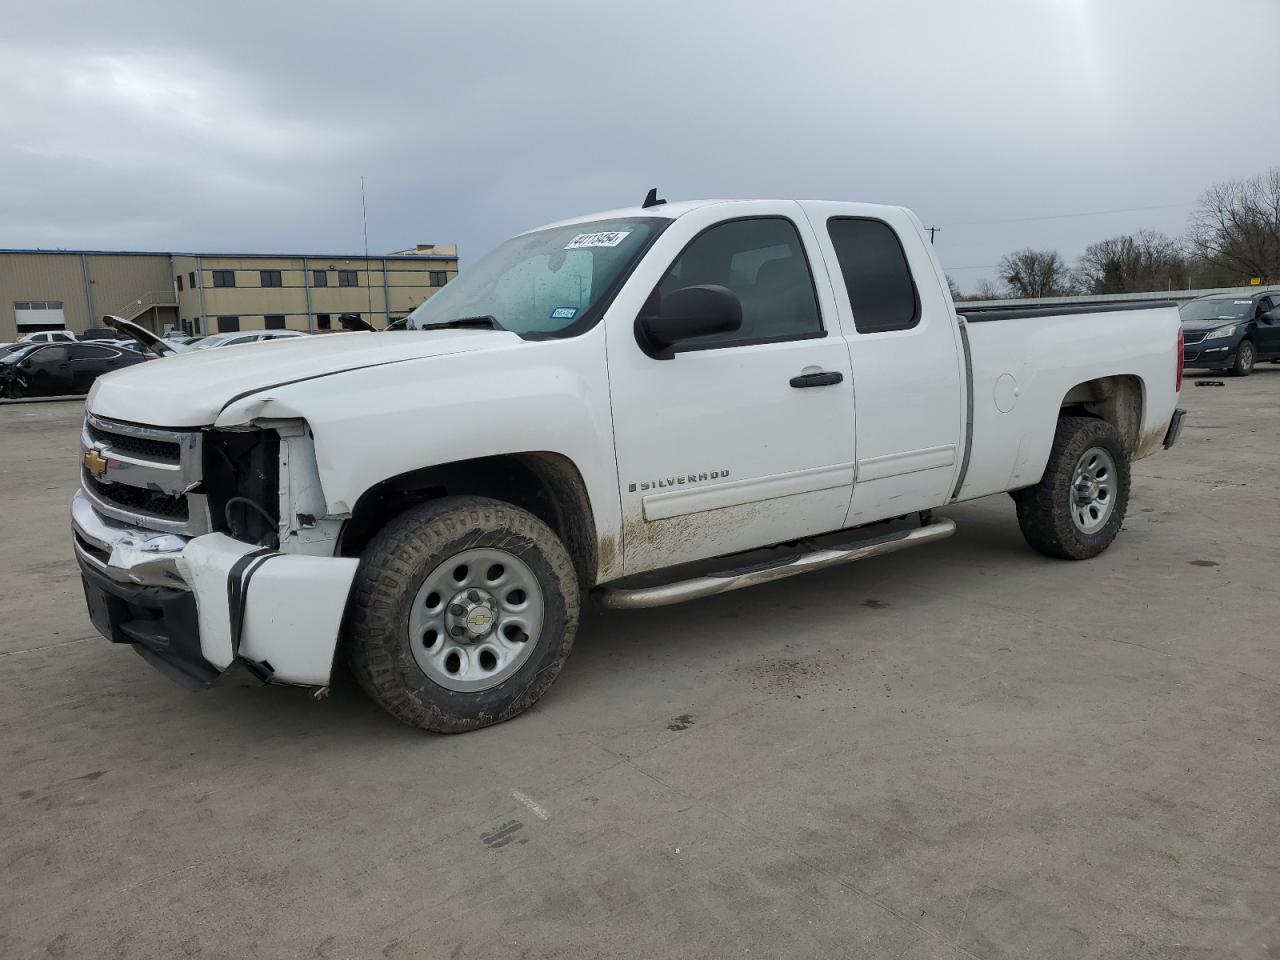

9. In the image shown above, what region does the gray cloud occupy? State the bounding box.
[2,0,1277,290]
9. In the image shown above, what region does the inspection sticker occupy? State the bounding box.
[564,231,631,249]
[550,307,578,320]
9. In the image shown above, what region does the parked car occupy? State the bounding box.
[73,196,1184,733]
[79,327,121,341]
[188,330,309,350]
[98,318,309,357]
[16,330,77,344]
[1180,290,1280,376]
[0,341,147,398]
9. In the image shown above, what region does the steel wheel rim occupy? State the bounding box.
[1070,445,1116,534]
[408,547,545,692]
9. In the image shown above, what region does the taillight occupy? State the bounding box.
[1175,326,1184,392]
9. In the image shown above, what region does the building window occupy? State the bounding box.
[216,315,240,332]
[338,269,359,287]
[312,270,328,287]
[260,270,283,288]
[176,275,183,292]
[316,313,332,330]
[264,314,286,329]
[212,270,236,288]
[430,271,449,286]
[189,271,197,288]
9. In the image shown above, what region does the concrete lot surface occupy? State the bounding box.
[2,373,1278,959]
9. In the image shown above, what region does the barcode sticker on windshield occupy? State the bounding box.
[565,231,631,249]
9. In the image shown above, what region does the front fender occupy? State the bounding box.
[213,330,624,580]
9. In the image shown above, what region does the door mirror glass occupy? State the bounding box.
[1263,306,1280,322]
[637,284,743,357]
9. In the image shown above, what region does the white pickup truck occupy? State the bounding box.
[74,197,1186,732]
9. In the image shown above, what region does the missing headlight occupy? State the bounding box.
[204,429,280,547]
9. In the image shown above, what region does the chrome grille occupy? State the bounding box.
[80,413,210,536]
[85,474,190,520]
[85,422,181,463]
[1182,332,1206,345]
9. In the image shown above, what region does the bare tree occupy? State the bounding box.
[968,278,1006,300]
[997,249,1073,298]
[1188,166,1280,283]
[945,274,963,300]
[1074,230,1188,293]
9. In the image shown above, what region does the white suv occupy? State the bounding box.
[17,330,76,344]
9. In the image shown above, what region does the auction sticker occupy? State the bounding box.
[565,231,631,249]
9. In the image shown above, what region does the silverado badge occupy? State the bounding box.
[83,447,110,480]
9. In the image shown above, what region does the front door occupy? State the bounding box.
[1255,296,1280,358]
[607,202,856,576]
[27,345,72,395]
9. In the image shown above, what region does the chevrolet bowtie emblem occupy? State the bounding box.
[83,447,110,480]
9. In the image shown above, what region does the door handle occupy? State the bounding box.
[790,371,844,388]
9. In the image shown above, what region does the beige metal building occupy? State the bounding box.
[0,244,458,342]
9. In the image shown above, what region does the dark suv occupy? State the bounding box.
[1180,290,1280,376]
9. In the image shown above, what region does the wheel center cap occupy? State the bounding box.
[448,589,496,642]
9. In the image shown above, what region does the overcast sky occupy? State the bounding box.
[1,0,1277,291]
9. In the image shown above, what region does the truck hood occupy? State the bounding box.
[87,330,522,427]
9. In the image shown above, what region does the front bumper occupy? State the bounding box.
[79,554,218,690]
[73,490,360,688]
[1183,343,1235,367]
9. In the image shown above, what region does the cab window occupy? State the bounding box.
[826,217,921,334]
[653,217,823,348]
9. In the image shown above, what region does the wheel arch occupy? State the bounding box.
[1058,374,1146,457]
[337,452,600,591]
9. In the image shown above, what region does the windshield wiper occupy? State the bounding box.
[418,315,504,331]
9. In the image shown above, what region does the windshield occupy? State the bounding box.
[406,217,668,336]
[2,344,40,365]
[1180,299,1252,323]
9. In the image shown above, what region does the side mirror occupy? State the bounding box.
[1263,307,1280,323]
[636,284,742,359]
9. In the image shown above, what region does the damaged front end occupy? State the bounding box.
[73,413,357,690]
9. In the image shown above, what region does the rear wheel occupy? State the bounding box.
[1231,340,1255,377]
[1012,416,1130,560]
[346,496,579,733]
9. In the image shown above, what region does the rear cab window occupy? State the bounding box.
[826,218,921,334]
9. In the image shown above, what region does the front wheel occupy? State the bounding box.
[1230,340,1256,377]
[1012,416,1130,560]
[346,496,580,733]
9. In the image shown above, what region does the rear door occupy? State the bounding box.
[606,202,856,576]
[800,203,966,525]
[69,344,120,392]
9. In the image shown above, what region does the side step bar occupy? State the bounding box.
[597,517,956,610]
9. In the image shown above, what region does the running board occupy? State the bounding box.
[597,517,956,610]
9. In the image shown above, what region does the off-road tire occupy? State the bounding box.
[1011,416,1130,561]
[1230,340,1255,377]
[346,496,579,733]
